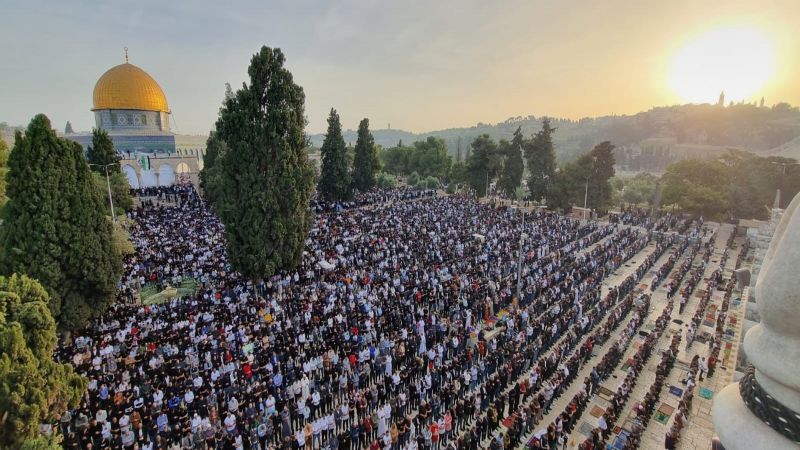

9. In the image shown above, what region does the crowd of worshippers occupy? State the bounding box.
[55,186,701,450]
[311,188,437,213]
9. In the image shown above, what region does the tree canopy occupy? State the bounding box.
[379,137,451,180]
[547,141,616,212]
[465,134,500,197]
[208,46,315,280]
[351,118,380,192]
[1,114,122,330]
[86,129,120,173]
[525,118,557,201]
[0,274,86,448]
[496,127,525,198]
[661,158,731,219]
[318,109,352,202]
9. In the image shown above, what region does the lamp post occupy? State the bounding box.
[89,163,118,222]
[583,176,590,220]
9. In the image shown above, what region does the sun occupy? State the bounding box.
[668,27,775,104]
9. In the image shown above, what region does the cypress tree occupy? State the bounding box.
[86,128,120,172]
[1,114,122,330]
[525,118,557,202]
[351,118,379,192]
[497,126,525,198]
[465,134,499,197]
[213,47,315,279]
[318,108,351,202]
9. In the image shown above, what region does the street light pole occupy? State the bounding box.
[90,163,117,222]
[583,176,590,220]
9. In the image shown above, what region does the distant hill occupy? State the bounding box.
[309,103,800,163]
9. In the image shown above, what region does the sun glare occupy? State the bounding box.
[668,27,775,104]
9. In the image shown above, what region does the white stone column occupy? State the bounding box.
[713,192,800,450]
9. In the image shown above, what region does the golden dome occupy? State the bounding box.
[92,62,169,112]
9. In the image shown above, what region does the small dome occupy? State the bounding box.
[92,62,169,113]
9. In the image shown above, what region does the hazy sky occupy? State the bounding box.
[2,0,799,135]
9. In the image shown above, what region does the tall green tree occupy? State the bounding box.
[0,274,86,448]
[586,141,616,209]
[465,134,500,197]
[318,109,351,202]
[547,141,616,212]
[199,131,228,205]
[212,47,315,279]
[621,172,659,205]
[525,118,557,201]
[86,128,132,213]
[0,115,122,330]
[409,137,451,179]
[497,127,525,198]
[662,158,731,219]
[351,118,380,192]
[86,128,120,172]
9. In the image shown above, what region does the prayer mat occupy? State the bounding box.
[621,358,634,372]
[669,385,684,397]
[700,387,714,399]
[598,386,615,401]
[654,411,670,425]
[657,403,675,416]
[638,330,649,337]
[613,426,622,435]
[590,405,605,418]
[502,415,515,428]
[578,421,594,437]
[695,289,707,298]
[672,319,684,325]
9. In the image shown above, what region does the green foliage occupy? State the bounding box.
[407,171,420,187]
[379,137,451,180]
[410,137,451,180]
[112,217,135,257]
[547,141,616,212]
[92,171,132,215]
[497,127,525,198]
[525,118,557,201]
[86,129,120,173]
[620,173,658,205]
[465,134,500,197]
[587,141,616,209]
[662,159,731,219]
[200,131,228,205]
[318,108,352,202]
[1,115,122,330]
[375,172,398,189]
[351,118,380,192]
[418,176,440,190]
[0,274,86,448]
[448,161,467,185]
[211,46,315,280]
